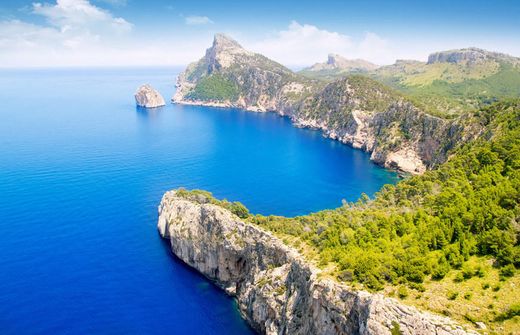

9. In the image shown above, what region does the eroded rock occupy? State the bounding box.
[135,84,165,108]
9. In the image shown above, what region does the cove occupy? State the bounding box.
[0,67,398,334]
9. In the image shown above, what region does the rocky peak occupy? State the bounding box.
[205,33,252,69]
[427,47,518,65]
[212,33,244,52]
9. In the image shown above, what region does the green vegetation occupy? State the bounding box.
[248,100,519,332]
[496,304,520,321]
[299,68,370,82]
[175,100,520,332]
[251,100,519,291]
[298,75,412,126]
[390,320,402,335]
[373,62,520,117]
[176,188,249,219]
[186,74,239,102]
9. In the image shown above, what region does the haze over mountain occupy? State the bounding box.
[299,54,379,80]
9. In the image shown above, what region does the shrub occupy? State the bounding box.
[499,264,515,279]
[462,265,474,280]
[390,321,402,335]
[397,286,409,299]
[495,304,520,321]
[453,273,465,283]
[447,291,459,300]
[409,282,426,292]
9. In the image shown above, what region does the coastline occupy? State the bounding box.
[158,190,476,335]
[171,97,422,176]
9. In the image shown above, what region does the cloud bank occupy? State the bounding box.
[248,21,392,66]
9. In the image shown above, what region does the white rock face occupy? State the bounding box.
[158,191,478,335]
[135,84,165,108]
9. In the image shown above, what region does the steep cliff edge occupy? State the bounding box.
[173,34,481,174]
[158,190,476,335]
[293,76,478,173]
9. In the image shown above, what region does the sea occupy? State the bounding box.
[0,67,398,334]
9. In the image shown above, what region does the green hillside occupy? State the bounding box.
[251,100,520,333]
[372,51,520,117]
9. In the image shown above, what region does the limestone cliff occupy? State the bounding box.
[173,34,317,113]
[293,76,475,173]
[427,47,520,65]
[135,84,165,108]
[173,34,481,174]
[158,190,476,335]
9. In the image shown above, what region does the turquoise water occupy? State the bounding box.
[0,68,398,334]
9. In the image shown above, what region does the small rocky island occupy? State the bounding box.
[135,84,165,108]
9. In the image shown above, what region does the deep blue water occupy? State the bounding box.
[0,67,398,334]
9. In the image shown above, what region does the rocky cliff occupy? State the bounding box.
[158,190,476,335]
[427,47,520,65]
[293,76,475,173]
[173,34,317,113]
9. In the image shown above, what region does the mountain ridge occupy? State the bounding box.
[172,34,482,174]
[299,54,379,79]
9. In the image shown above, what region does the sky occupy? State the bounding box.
[0,0,519,68]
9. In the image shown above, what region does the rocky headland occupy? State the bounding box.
[158,190,477,335]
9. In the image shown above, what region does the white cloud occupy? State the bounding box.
[0,0,147,67]
[185,15,213,25]
[247,21,393,66]
[32,0,132,34]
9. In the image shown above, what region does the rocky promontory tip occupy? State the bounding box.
[135,84,165,108]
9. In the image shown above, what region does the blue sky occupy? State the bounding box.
[1,0,519,67]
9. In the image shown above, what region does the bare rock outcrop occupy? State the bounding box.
[135,84,165,108]
[158,191,477,335]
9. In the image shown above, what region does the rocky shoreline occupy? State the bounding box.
[171,96,468,175]
[158,190,477,335]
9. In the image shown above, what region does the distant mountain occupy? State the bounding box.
[372,48,520,116]
[299,54,379,80]
[427,47,520,65]
[173,34,319,113]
